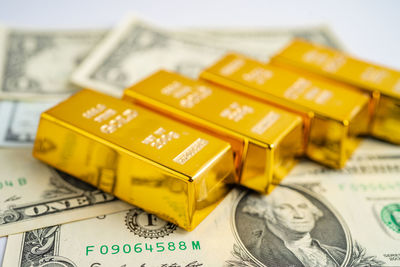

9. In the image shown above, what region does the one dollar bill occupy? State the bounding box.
[71,16,344,96]
[3,138,400,267]
[0,27,106,100]
[2,180,398,266]
[0,148,130,237]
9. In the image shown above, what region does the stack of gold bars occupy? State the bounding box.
[33,39,400,232]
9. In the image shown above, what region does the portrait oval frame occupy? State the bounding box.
[231,185,353,266]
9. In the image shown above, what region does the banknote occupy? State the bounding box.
[71,16,344,96]
[0,237,5,265]
[0,148,130,237]
[178,25,344,59]
[290,138,400,177]
[0,99,63,147]
[3,162,399,266]
[0,27,105,99]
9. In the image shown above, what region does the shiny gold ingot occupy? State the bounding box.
[271,39,400,144]
[200,53,370,169]
[33,89,235,231]
[123,70,303,194]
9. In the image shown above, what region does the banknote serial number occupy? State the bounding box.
[0,177,27,190]
[86,241,201,256]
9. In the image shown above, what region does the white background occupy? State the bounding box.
[0,0,399,264]
[0,0,399,69]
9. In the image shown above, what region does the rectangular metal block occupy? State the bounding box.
[123,70,303,194]
[271,39,400,144]
[200,53,370,168]
[33,89,236,231]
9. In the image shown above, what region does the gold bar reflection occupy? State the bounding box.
[33,89,235,231]
[200,53,370,168]
[123,70,303,194]
[271,39,400,144]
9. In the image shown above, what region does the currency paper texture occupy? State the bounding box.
[0,148,130,237]
[3,139,400,266]
[71,17,344,96]
[0,27,105,99]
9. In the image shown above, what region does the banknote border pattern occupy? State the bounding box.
[0,167,118,227]
[17,225,78,266]
[0,29,106,99]
[87,23,343,89]
[87,22,224,89]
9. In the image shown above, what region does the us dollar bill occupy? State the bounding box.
[0,99,63,147]
[0,27,106,99]
[290,138,400,177]
[4,178,400,267]
[178,25,344,58]
[0,148,130,237]
[3,164,399,266]
[71,16,344,96]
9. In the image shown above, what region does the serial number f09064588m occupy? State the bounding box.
[86,241,201,256]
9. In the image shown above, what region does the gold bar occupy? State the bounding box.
[200,53,370,168]
[271,39,400,144]
[123,70,303,194]
[33,89,235,231]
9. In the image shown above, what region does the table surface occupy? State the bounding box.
[0,0,399,264]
